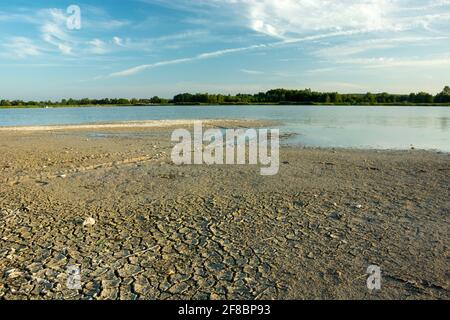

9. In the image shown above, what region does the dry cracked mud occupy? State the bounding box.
[0,121,449,300]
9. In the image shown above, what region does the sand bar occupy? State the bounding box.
[0,119,274,132]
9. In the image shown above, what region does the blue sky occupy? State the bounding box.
[1,0,450,100]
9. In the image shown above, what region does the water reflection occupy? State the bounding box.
[440,117,450,131]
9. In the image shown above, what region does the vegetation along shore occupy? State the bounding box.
[1,87,449,108]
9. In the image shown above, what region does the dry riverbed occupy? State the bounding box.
[0,120,449,300]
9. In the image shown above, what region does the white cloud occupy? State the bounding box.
[8,7,131,57]
[148,0,392,37]
[39,8,74,55]
[57,44,73,55]
[242,0,396,39]
[113,36,124,47]
[241,69,264,75]
[153,30,209,42]
[114,30,211,51]
[149,0,450,38]
[233,0,450,38]
[108,42,273,77]
[316,36,450,58]
[106,29,369,78]
[93,1,450,79]
[96,19,130,29]
[338,56,450,68]
[3,37,42,58]
[88,39,108,54]
[108,43,265,77]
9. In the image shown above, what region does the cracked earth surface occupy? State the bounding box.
[0,123,449,300]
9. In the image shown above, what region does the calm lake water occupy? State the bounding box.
[1,105,449,152]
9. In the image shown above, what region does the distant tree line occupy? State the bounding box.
[1,86,449,107]
[173,86,450,105]
[0,96,168,107]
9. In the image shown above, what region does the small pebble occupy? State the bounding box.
[83,217,96,226]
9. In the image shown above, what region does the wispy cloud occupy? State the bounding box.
[88,39,108,54]
[2,37,42,58]
[39,8,74,55]
[1,6,132,58]
[242,0,398,39]
[107,29,367,78]
[113,36,124,47]
[145,0,450,38]
[316,36,450,58]
[339,56,450,68]
[108,43,268,77]
[240,69,264,75]
[110,30,211,52]
[93,19,130,29]
[130,0,450,80]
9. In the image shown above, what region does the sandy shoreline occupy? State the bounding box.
[0,122,449,300]
[0,119,274,132]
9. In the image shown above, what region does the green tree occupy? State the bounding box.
[364,92,376,104]
[435,86,450,103]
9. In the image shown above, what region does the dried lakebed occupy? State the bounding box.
[0,121,449,300]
